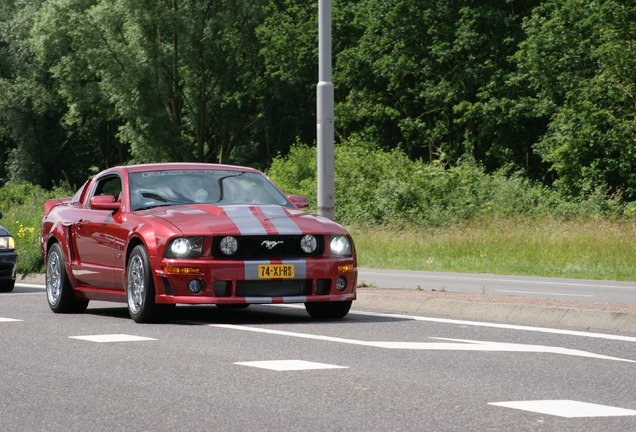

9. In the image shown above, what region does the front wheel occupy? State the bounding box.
[46,243,88,313]
[0,280,15,292]
[304,301,352,319]
[127,245,172,323]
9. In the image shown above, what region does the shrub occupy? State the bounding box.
[268,139,631,226]
[0,181,74,273]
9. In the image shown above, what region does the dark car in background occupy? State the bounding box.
[0,211,18,292]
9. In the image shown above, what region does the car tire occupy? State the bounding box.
[46,243,89,313]
[126,245,172,323]
[304,301,352,319]
[0,280,15,292]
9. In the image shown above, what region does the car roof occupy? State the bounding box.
[108,163,261,174]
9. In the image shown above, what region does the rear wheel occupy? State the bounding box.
[46,243,88,313]
[304,301,352,319]
[127,245,172,323]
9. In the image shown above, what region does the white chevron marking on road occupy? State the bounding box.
[211,324,636,363]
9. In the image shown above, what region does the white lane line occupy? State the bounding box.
[359,271,636,290]
[273,304,636,343]
[347,309,636,343]
[495,290,595,297]
[235,360,347,371]
[70,334,157,343]
[0,317,22,322]
[211,324,636,363]
[489,400,636,418]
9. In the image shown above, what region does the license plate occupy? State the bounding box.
[258,264,294,279]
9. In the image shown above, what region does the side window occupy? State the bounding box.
[91,176,122,204]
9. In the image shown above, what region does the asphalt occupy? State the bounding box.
[17,273,636,334]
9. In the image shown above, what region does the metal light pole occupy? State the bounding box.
[317,0,335,220]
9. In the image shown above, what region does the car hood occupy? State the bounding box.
[0,225,11,236]
[141,204,349,236]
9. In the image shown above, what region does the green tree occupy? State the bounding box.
[30,0,128,177]
[0,0,86,188]
[4,0,636,205]
[256,0,368,160]
[517,0,636,199]
[255,0,321,161]
[31,0,279,170]
[335,0,541,169]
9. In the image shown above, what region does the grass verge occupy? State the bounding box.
[348,216,636,282]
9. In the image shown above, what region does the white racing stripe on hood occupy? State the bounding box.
[224,205,303,235]
[260,206,303,235]
[224,206,267,235]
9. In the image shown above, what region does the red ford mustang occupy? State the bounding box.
[40,163,357,322]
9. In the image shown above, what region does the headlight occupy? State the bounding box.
[219,236,238,255]
[165,236,203,258]
[0,236,15,250]
[330,235,352,257]
[300,235,318,254]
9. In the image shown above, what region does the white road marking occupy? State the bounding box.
[273,304,636,343]
[235,360,347,371]
[70,334,157,343]
[489,400,636,418]
[347,308,636,343]
[0,317,22,322]
[495,290,594,297]
[211,324,635,363]
[13,281,636,343]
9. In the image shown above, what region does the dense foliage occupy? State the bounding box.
[269,141,635,226]
[1,0,635,203]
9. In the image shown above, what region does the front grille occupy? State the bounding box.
[212,235,324,259]
[235,280,308,297]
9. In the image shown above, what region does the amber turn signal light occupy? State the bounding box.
[163,266,202,274]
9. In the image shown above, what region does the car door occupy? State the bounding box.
[70,175,125,289]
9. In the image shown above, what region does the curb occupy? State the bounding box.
[355,288,636,334]
[17,274,46,285]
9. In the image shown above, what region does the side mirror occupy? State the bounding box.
[0,211,3,219]
[288,194,309,209]
[90,195,121,211]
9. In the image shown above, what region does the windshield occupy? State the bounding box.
[129,169,291,211]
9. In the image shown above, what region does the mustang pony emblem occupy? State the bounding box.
[261,240,284,250]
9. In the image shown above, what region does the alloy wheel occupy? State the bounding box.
[127,254,145,315]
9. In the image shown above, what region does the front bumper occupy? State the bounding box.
[0,251,18,281]
[152,257,357,305]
